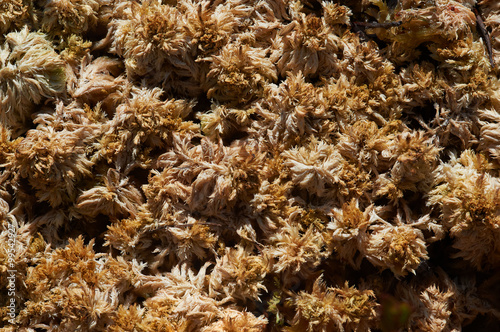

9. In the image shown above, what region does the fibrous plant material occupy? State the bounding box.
[0,0,31,35]
[0,27,66,136]
[6,126,93,207]
[428,150,500,269]
[37,0,104,37]
[205,42,278,103]
[1,0,500,331]
[286,277,378,332]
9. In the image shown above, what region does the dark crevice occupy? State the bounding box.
[404,103,438,131]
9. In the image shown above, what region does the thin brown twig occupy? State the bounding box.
[474,8,495,68]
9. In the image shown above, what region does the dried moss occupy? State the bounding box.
[1,0,500,330]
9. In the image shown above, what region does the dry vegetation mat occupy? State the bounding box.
[1,0,500,330]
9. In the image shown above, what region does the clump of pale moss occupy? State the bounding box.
[0,27,66,136]
[0,0,31,35]
[428,150,500,269]
[1,0,500,331]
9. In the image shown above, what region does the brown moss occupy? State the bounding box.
[2,0,500,330]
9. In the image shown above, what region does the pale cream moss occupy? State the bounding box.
[321,69,402,126]
[326,199,373,269]
[1,0,500,330]
[271,9,343,78]
[7,127,93,207]
[95,87,198,171]
[0,220,39,312]
[32,101,104,134]
[109,304,177,332]
[323,2,351,26]
[181,0,257,103]
[396,271,458,331]
[19,236,145,330]
[0,124,21,165]
[106,207,217,269]
[139,262,220,331]
[242,0,287,49]
[112,305,267,332]
[205,42,277,103]
[264,224,327,283]
[201,309,268,332]
[320,74,373,124]
[144,136,265,219]
[111,1,198,94]
[59,34,92,69]
[375,130,441,201]
[370,0,480,64]
[337,29,397,89]
[282,139,372,203]
[365,224,428,277]
[0,0,31,35]
[249,176,296,234]
[478,106,500,165]
[69,55,128,110]
[255,72,337,148]
[181,0,251,56]
[104,206,154,255]
[30,209,69,243]
[74,168,143,219]
[0,188,9,224]
[399,62,443,108]
[0,27,66,136]
[37,0,109,37]
[209,245,268,303]
[393,1,476,44]
[327,199,438,277]
[335,120,402,174]
[295,207,329,232]
[287,277,378,332]
[168,221,218,262]
[198,102,254,140]
[439,64,492,118]
[428,38,489,70]
[428,150,500,270]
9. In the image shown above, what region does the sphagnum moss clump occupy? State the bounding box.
[1,0,500,331]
